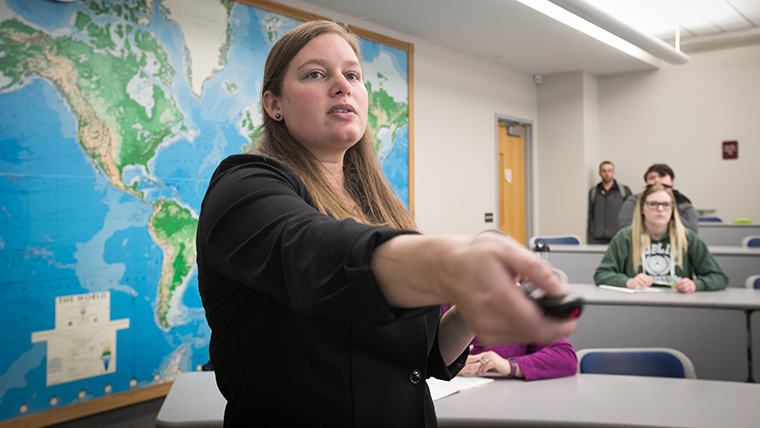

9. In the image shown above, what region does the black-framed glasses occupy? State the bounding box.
[644,201,673,210]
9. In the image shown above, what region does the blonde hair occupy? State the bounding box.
[631,184,688,271]
[251,20,416,231]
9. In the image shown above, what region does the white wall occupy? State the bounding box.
[271,0,539,235]
[582,72,600,187]
[536,72,592,239]
[598,45,760,223]
[413,42,537,235]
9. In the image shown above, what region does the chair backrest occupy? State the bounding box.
[698,216,722,223]
[746,275,760,289]
[529,235,582,247]
[576,348,696,379]
[741,236,760,248]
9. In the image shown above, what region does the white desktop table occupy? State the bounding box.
[565,283,760,382]
[435,374,760,428]
[698,223,760,246]
[159,372,760,428]
[155,372,225,428]
[566,282,760,309]
[548,244,760,288]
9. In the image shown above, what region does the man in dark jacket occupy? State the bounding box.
[588,161,631,244]
[617,163,699,233]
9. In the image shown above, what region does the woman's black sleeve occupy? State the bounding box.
[198,156,418,323]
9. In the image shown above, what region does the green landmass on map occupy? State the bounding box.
[218,0,234,66]
[262,15,287,44]
[149,200,198,330]
[366,82,408,153]
[224,81,238,93]
[240,105,261,145]
[82,0,148,22]
[0,17,183,192]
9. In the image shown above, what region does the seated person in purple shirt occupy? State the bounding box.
[441,304,578,380]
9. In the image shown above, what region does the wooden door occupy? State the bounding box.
[498,122,526,245]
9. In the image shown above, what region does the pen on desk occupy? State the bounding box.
[653,281,675,287]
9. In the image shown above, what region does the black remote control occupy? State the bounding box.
[521,283,583,319]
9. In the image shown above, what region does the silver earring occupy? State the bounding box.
[275,113,281,119]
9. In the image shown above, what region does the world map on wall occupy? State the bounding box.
[0,0,410,421]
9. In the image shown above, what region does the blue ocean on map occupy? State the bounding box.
[0,0,410,422]
[0,76,207,417]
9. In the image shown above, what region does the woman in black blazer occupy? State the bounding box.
[197,20,575,427]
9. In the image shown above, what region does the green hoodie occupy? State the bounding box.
[594,226,728,291]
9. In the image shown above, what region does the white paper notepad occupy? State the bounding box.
[599,285,664,294]
[427,376,494,401]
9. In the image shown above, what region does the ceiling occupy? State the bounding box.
[298,0,760,76]
[587,0,760,41]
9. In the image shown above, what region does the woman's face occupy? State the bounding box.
[642,190,673,229]
[271,33,368,161]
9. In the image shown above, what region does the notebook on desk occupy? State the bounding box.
[427,376,494,401]
[599,285,663,294]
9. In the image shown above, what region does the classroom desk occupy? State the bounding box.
[565,283,760,382]
[158,371,760,427]
[548,244,760,288]
[698,223,760,246]
[155,372,225,428]
[752,311,760,383]
[435,374,760,428]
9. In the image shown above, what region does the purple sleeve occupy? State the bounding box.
[441,305,578,381]
[513,338,578,381]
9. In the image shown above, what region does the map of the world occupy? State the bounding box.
[0,0,410,422]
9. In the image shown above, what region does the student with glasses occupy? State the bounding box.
[594,184,727,293]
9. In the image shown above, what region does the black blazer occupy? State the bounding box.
[197,155,466,427]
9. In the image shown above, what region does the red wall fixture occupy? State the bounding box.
[722,141,738,160]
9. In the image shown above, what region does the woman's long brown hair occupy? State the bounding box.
[631,184,688,271]
[251,20,417,231]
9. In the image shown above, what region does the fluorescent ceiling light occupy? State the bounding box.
[514,0,689,65]
[582,0,740,36]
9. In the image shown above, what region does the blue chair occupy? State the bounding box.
[698,216,722,223]
[529,235,582,246]
[576,348,696,379]
[746,275,760,289]
[742,236,760,248]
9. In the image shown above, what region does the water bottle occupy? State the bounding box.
[533,239,550,261]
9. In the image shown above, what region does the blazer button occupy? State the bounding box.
[408,369,422,385]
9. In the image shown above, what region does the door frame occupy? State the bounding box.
[494,114,534,244]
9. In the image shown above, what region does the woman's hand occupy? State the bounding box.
[444,233,576,347]
[459,350,512,376]
[626,273,653,289]
[371,232,576,349]
[675,277,696,293]
[460,347,524,378]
